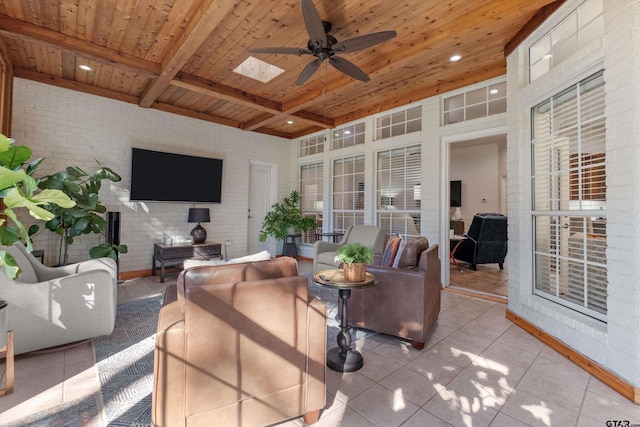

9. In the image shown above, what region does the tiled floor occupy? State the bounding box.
[449,260,509,298]
[1,261,639,426]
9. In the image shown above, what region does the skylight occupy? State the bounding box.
[233,56,285,83]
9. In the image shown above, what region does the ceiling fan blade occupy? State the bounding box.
[296,58,322,85]
[249,47,312,55]
[328,56,370,82]
[332,30,397,54]
[300,0,327,49]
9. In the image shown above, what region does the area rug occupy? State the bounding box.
[91,278,372,426]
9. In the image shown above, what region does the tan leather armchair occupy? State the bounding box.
[153,257,327,427]
[313,225,385,272]
[348,240,441,350]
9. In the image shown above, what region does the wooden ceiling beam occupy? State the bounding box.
[152,102,242,129]
[139,0,237,108]
[171,73,282,114]
[14,67,140,104]
[504,0,566,56]
[0,14,159,77]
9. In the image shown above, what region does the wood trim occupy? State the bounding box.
[0,35,12,136]
[0,330,15,396]
[443,287,508,304]
[506,309,640,404]
[0,14,159,78]
[504,0,567,57]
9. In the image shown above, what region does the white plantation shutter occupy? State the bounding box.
[531,70,607,321]
[300,163,323,244]
[376,145,421,243]
[332,155,365,232]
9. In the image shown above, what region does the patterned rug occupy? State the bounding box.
[88,276,371,426]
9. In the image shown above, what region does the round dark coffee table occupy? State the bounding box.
[313,269,378,372]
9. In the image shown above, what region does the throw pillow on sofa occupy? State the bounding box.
[382,235,405,267]
[397,236,429,268]
[182,250,271,269]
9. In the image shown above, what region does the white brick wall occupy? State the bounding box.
[506,0,640,387]
[11,78,291,272]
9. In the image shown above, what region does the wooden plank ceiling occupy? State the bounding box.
[0,0,562,139]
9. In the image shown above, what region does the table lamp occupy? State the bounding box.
[188,208,210,244]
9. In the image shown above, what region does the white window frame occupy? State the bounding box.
[331,154,365,233]
[299,162,324,244]
[374,105,422,140]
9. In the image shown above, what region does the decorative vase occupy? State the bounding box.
[454,207,463,220]
[343,263,366,282]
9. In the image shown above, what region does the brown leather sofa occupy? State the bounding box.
[348,238,441,350]
[152,257,327,427]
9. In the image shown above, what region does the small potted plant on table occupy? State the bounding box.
[334,243,374,282]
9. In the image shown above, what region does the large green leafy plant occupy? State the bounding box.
[258,190,317,242]
[38,162,127,265]
[0,134,75,277]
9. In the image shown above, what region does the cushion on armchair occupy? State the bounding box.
[397,236,429,268]
[382,235,405,267]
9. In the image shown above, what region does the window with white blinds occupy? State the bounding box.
[531,70,607,321]
[376,145,421,243]
[529,0,603,82]
[300,163,323,244]
[332,155,365,233]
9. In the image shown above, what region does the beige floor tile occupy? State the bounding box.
[357,351,403,382]
[404,352,462,388]
[500,389,579,427]
[14,351,65,380]
[402,408,454,426]
[62,365,100,402]
[325,369,376,403]
[379,366,441,406]
[488,412,530,427]
[63,342,95,371]
[579,390,640,424]
[422,387,499,427]
[445,362,526,410]
[315,404,375,427]
[527,349,590,389]
[495,325,545,355]
[477,341,540,371]
[587,376,633,403]
[348,384,419,427]
[425,338,485,369]
[516,368,586,413]
[370,340,423,363]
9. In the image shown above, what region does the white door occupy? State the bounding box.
[248,163,271,255]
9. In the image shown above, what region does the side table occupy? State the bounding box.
[0,300,14,396]
[449,235,467,272]
[152,241,223,282]
[315,231,345,243]
[282,234,301,259]
[313,269,378,372]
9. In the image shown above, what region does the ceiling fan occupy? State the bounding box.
[248,0,397,85]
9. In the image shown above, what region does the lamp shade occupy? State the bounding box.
[188,208,210,223]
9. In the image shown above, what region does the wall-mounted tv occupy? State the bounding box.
[450,180,461,207]
[130,148,223,203]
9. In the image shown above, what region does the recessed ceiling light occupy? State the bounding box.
[449,54,462,62]
[490,89,499,95]
[344,130,351,135]
[287,120,294,124]
[79,65,92,71]
[543,53,552,59]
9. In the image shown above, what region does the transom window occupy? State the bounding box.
[529,0,603,82]
[332,122,365,150]
[531,70,607,321]
[299,134,325,157]
[375,106,422,140]
[443,81,506,125]
[332,155,365,233]
[376,145,421,243]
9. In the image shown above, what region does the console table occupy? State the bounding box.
[152,241,223,283]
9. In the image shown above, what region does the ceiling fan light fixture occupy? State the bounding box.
[449,54,462,62]
[287,120,294,124]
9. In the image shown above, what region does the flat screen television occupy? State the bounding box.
[450,180,461,207]
[130,148,223,203]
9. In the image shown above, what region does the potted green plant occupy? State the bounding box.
[37,162,127,265]
[258,190,317,252]
[0,134,75,278]
[334,243,374,282]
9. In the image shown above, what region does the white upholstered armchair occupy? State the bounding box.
[0,242,117,354]
[313,225,385,272]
